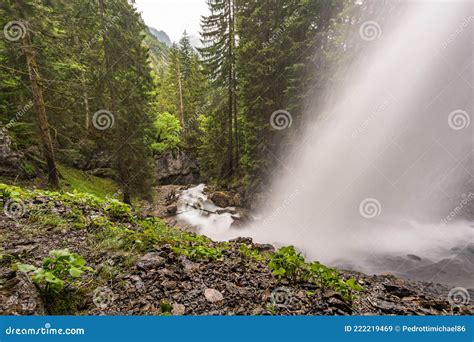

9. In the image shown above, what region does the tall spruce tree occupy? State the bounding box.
[200,0,238,176]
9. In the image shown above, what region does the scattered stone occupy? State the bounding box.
[4,244,38,257]
[254,243,275,253]
[216,208,237,215]
[162,280,177,290]
[136,253,166,270]
[166,205,178,215]
[204,288,224,303]
[383,283,414,298]
[180,256,200,274]
[0,272,45,315]
[230,237,253,245]
[172,303,186,315]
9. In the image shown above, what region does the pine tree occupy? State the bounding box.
[3,0,62,188]
[179,31,193,78]
[200,0,238,176]
[97,0,155,203]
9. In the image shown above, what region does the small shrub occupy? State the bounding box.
[268,246,363,301]
[172,244,223,261]
[268,246,308,282]
[239,243,267,262]
[104,200,132,219]
[16,249,94,294]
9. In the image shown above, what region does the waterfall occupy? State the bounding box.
[179,1,473,286]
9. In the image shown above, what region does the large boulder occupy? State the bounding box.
[155,150,199,184]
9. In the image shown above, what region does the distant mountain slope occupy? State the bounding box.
[148,27,172,47]
[143,27,169,76]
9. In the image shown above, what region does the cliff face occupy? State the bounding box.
[0,129,24,178]
[155,150,200,185]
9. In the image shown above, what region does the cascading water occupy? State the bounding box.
[179,1,473,287]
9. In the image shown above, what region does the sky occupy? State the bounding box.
[134,0,209,43]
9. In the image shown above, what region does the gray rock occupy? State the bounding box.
[180,256,200,274]
[254,243,275,253]
[172,303,186,315]
[136,253,166,270]
[209,191,233,208]
[0,272,45,315]
[204,288,224,303]
[162,280,177,290]
[155,150,199,185]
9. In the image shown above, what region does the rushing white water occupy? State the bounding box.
[176,184,236,237]
[178,1,474,286]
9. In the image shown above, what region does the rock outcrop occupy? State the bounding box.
[155,150,199,185]
[0,129,25,178]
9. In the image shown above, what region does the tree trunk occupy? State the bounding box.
[23,24,60,188]
[82,69,91,130]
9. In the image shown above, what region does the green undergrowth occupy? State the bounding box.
[14,249,94,314]
[2,182,363,304]
[58,165,119,200]
[0,182,224,262]
[268,246,364,301]
[93,216,224,262]
[0,165,119,201]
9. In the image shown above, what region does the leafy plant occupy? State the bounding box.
[239,243,267,262]
[151,112,182,153]
[268,246,308,282]
[16,249,94,293]
[172,244,223,261]
[268,246,363,301]
[104,200,132,219]
[160,301,173,314]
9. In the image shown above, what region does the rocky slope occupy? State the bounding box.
[0,183,472,316]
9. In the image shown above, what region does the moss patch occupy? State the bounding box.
[58,165,119,200]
